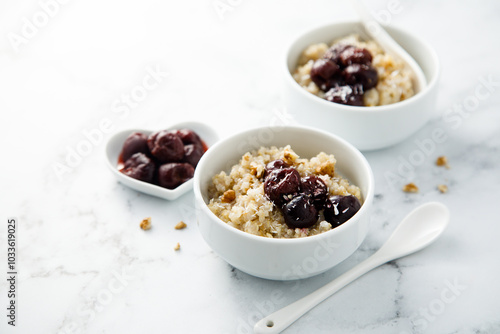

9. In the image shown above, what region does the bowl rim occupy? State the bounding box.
[193,124,375,244]
[283,19,440,113]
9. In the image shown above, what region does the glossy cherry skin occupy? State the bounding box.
[121,132,149,162]
[264,167,301,206]
[310,58,342,91]
[121,153,155,183]
[324,195,361,227]
[147,130,184,162]
[301,175,328,208]
[282,194,319,229]
[183,143,204,167]
[172,129,202,146]
[264,159,289,178]
[343,64,378,90]
[324,85,364,106]
[157,163,194,189]
[339,47,373,66]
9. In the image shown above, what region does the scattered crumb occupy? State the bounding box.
[140,217,152,230]
[437,184,448,193]
[175,221,187,230]
[436,156,450,169]
[403,183,419,193]
[221,189,236,203]
[173,242,181,251]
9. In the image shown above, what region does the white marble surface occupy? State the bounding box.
[1,0,500,333]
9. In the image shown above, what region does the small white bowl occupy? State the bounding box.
[284,21,440,151]
[193,125,374,280]
[105,121,219,200]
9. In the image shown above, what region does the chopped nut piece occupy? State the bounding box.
[140,217,152,230]
[437,184,448,193]
[221,189,236,203]
[315,162,335,177]
[250,165,264,178]
[436,156,450,168]
[402,182,419,193]
[175,221,187,230]
[173,242,180,251]
[283,147,298,165]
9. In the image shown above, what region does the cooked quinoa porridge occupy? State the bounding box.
[207,146,362,239]
[293,34,414,106]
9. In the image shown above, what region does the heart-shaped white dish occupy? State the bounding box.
[105,121,219,200]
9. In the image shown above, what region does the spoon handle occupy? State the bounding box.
[350,0,427,90]
[253,252,390,334]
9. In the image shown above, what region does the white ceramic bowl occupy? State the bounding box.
[284,21,440,151]
[193,125,374,280]
[105,121,218,200]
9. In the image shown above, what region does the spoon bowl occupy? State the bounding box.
[375,201,450,261]
[254,202,449,334]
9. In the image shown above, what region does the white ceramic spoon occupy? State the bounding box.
[350,0,427,93]
[254,202,449,334]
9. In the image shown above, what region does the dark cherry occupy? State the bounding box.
[324,195,361,227]
[157,163,194,189]
[310,58,342,91]
[323,44,353,64]
[172,129,202,146]
[183,143,204,167]
[324,85,364,106]
[147,130,184,162]
[121,132,149,162]
[301,175,328,208]
[121,153,155,183]
[282,194,318,229]
[343,64,378,90]
[264,167,301,206]
[264,159,289,178]
[339,47,373,66]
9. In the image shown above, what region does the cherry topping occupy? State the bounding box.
[339,47,373,66]
[147,130,184,162]
[301,175,328,208]
[343,64,378,90]
[324,85,364,106]
[324,195,361,227]
[121,153,155,183]
[172,129,202,146]
[121,132,149,162]
[310,59,342,91]
[323,44,353,64]
[310,43,379,106]
[264,167,301,206]
[183,143,204,167]
[157,163,194,189]
[282,194,318,229]
[264,159,289,178]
